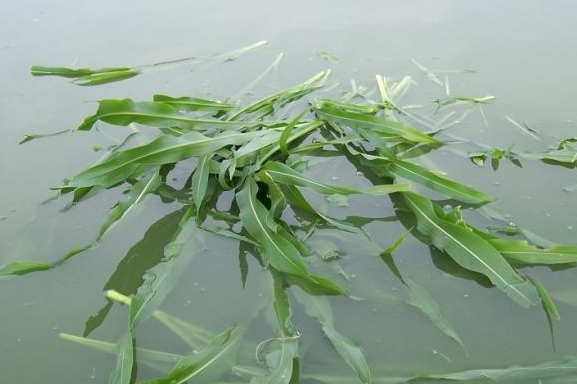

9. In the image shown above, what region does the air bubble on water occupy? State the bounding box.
[463,293,469,298]
[371,308,378,313]
[193,282,199,287]
[350,274,356,279]
[494,181,501,186]
[568,226,573,230]
[331,176,339,181]
[391,286,398,292]
[200,288,206,293]
[185,300,191,306]
[258,293,263,298]
[90,375,96,380]
[17,338,22,343]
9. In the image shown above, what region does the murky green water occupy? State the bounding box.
[1,1,577,383]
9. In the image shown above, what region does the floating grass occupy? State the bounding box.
[3,52,577,384]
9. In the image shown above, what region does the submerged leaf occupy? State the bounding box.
[108,331,134,384]
[415,356,577,381]
[130,205,203,328]
[252,276,299,384]
[403,192,539,307]
[379,231,464,350]
[139,327,244,384]
[293,290,371,384]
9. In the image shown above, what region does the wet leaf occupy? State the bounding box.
[0,261,53,276]
[314,100,439,145]
[78,99,260,131]
[488,239,577,265]
[262,161,408,196]
[65,131,266,188]
[153,94,234,112]
[74,69,140,86]
[236,178,344,295]
[30,65,132,78]
[387,159,493,204]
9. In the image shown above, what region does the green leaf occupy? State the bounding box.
[314,100,439,145]
[237,178,308,277]
[19,129,71,144]
[526,275,561,321]
[293,290,371,384]
[191,155,213,210]
[139,327,244,384]
[0,261,53,276]
[227,71,326,121]
[236,179,343,296]
[153,94,234,112]
[30,65,132,78]
[279,108,310,156]
[73,69,140,86]
[66,131,266,188]
[98,170,162,239]
[262,161,408,196]
[77,99,260,131]
[387,159,493,204]
[488,239,577,265]
[403,192,539,307]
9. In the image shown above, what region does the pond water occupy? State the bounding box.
[1,1,577,383]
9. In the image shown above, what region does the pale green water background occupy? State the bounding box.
[1,1,577,383]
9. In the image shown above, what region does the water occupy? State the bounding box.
[1,1,577,383]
